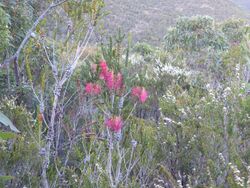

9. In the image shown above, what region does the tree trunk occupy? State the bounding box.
[41,85,60,188]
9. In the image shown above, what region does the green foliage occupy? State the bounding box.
[0,98,40,187]
[164,16,228,52]
[221,19,247,44]
[0,175,14,186]
[2,0,39,53]
[0,131,16,140]
[1,0,250,186]
[133,42,154,56]
[0,4,10,54]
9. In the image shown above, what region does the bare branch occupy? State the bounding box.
[0,0,69,69]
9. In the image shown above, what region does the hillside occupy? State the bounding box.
[101,0,250,44]
[1,1,250,187]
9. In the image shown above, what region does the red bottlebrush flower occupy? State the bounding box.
[98,59,123,92]
[104,71,123,92]
[99,60,108,79]
[131,87,141,98]
[85,82,102,95]
[140,87,148,103]
[105,116,123,132]
[99,72,106,80]
[105,70,115,90]
[99,60,108,71]
[85,83,93,94]
[92,84,101,95]
[114,72,123,90]
[131,86,148,103]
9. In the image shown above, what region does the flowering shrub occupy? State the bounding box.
[71,53,153,187]
[84,59,149,134]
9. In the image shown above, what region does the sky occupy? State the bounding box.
[231,0,250,11]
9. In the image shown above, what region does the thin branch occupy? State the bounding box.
[1,0,69,69]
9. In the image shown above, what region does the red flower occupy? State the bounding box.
[131,86,148,103]
[85,83,93,94]
[99,60,108,71]
[98,59,123,92]
[99,60,108,79]
[105,70,115,90]
[131,87,141,98]
[104,71,123,92]
[140,87,148,103]
[105,116,123,132]
[85,83,102,95]
[92,84,102,95]
[114,72,123,90]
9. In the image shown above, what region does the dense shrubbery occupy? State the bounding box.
[0,1,250,188]
[0,4,10,54]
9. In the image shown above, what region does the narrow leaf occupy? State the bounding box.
[0,112,20,133]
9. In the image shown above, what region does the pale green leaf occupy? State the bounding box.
[0,112,20,133]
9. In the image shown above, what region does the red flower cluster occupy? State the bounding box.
[84,60,149,133]
[85,83,101,95]
[131,86,148,103]
[105,116,123,132]
[99,60,123,91]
